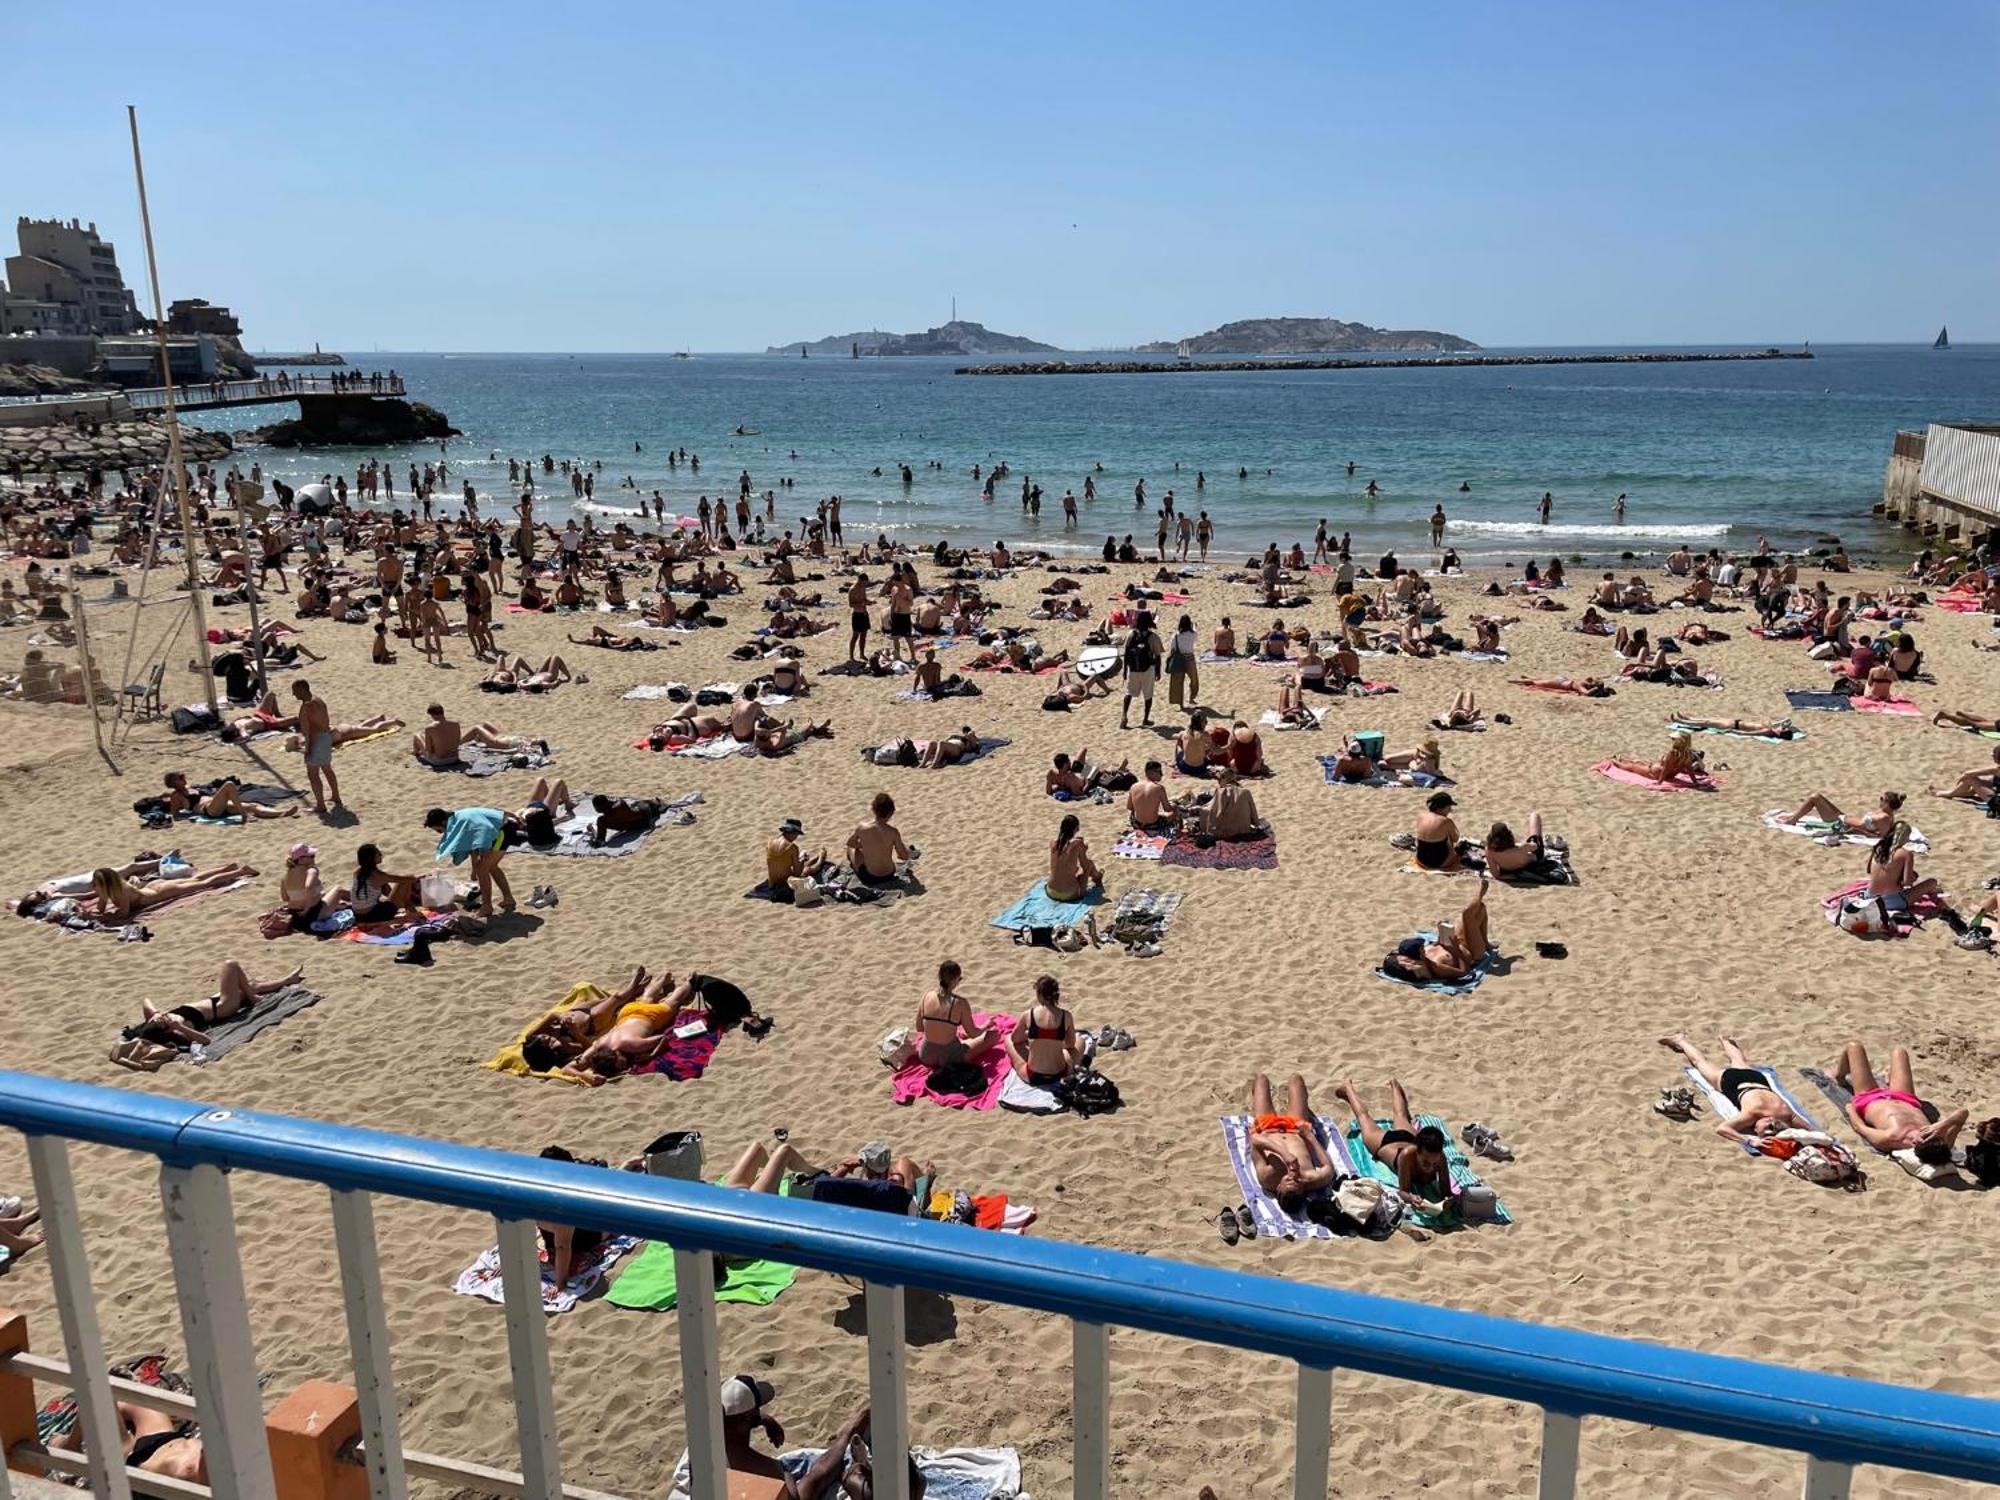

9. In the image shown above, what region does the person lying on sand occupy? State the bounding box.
[915,725,982,768]
[89,863,258,922]
[216,691,297,741]
[732,684,831,754]
[1333,1079,1454,1217]
[280,714,404,752]
[1778,788,1904,836]
[1433,689,1482,730]
[1047,667,1112,705]
[1515,675,1612,697]
[162,771,299,821]
[1046,814,1103,902]
[18,857,162,911]
[915,959,998,1069]
[1931,707,2000,733]
[1658,1033,1807,1143]
[1608,732,1703,784]
[1005,973,1083,1086]
[1484,815,1566,881]
[1246,1073,1338,1214]
[848,791,912,884]
[1575,606,1612,636]
[1413,791,1462,871]
[483,654,576,692]
[568,624,653,651]
[556,969,764,1084]
[588,793,665,847]
[1833,1041,1970,1163]
[505,778,578,848]
[1930,746,2000,802]
[1381,877,1491,985]
[123,960,305,1047]
[48,1377,207,1484]
[1673,716,1799,739]
[413,703,546,765]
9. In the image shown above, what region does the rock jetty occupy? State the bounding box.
[244,396,458,448]
[0,417,230,475]
[960,348,1813,376]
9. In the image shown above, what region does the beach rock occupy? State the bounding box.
[0,418,230,475]
[242,397,459,448]
[0,363,107,399]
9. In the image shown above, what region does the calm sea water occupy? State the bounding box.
[199,344,2000,564]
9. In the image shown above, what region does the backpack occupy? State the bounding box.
[1053,1068,1122,1117]
[1965,1120,2000,1187]
[1123,632,1157,673]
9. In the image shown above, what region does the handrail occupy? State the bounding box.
[3,1072,1999,1489]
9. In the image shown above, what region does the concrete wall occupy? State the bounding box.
[0,335,99,376]
[0,393,132,429]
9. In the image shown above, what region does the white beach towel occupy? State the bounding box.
[1760,809,1928,852]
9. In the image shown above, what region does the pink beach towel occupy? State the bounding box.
[1820,877,1942,937]
[892,1013,1017,1110]
[1937,596,1986,614]
[1852,696,1920,717]
[1593,761,1719,792]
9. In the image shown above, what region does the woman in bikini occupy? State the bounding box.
[1175,710,1219,776]
[1046,815,1103,902]
[1779,787,1904,834]
[1003,974,1082,1086]
[1433,688,1481,730]
[1608,731,1702,784]
[1832,1041,1969,1165]
[1484,813,1558,879]
[914,959,996,1069]
[124,961,305,1048]
[1930,746,2000,802]
[1412,791,1462,871]
[1333,1079,1454,1217]
[1381,877,1491,985]
[1658,1034,1806,1143]
[1379,737,1444,778]
[89,863,259,923]
[1246,1072,1337,1216]
[1863,823,1949,921]
[1673,716,1799,739]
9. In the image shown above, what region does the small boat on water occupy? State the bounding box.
[1934,325,1950,350]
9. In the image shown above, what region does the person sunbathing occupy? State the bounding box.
[1176,710,1219,776]
[1046,814,1103,901]
[280,714,404,752]
[89,863,258,923]
[280,841,352,930]
[648,710,728,749]
[1515,675,1611,697]
[568,624,652,651]
[1863,823,1950,921]
[1575,606,1612,636]
[1658,1033,1807,1142]
[1677,621,1730,645]
[1332,1079,1453,1216]
[1484,815,1565,882]
[588,793,664,847]
[1047,750,1129,797]
[1779,788,1904,835]
[1469,617,1504,654]
[1245,1073,1337,1213]
[917,725,982,768]
[123,960,305,1047]
[1328,740,1378,782]
[1381,877,1491,985]
[1433,689,1482,730]
[1047,667,1112,705]
[1198,767,1264,839]
[1413,791,1462,871]
[765,817,828,897]
[731,683,801,751]
[1002,973,1083,1087]
[487,653,576,692]
[414,704,545,765]
[162,772,300,821]
[1931,707,2000,733]
[915,959,997,1070]
[559,969,762,1083]
[1211,618,1238,656]
[1930,746,2000,802]
[1608,731,1703,784]
[847,791,912,883]
[1832,1041,1969,1164]
[1673,715,1799,739]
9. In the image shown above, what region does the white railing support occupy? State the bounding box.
[25,1136,133,1500]
[1293,1365,1333,1500]
[330,1189,411,1500]
[1073,1322,1110,1500]
[495,1218,563,1500]
[158,1159,276,1500]
[864,1280,910,1500]
[672,1248,726,1500]
[1537,1411,1581,1499]
[1803,1456,1853,1499]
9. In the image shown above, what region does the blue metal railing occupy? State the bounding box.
[2,1070,1999,1500]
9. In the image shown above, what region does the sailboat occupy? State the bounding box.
[1934,326,1950,351]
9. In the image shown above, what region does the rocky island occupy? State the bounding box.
[1139,316,1478,355]
[242,396,458,448]
[770,320,1059,357]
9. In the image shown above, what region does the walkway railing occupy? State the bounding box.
[1,1071,1998,1500]
[124,376,404,411]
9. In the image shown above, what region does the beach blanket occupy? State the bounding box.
[1110,886,1184,931]
[418,743,552,778]
[998,1072,1065,1114]
[1258,707,1328,730]
[1345,1115,1512,1227]
[233,783,301,807]
[1159,830,1278,871]
[453,1233,639,1315]
[1513,680,1610,697]
[622,683,685,700]
[1316,755,1447,790]
[1593,762,1719,792]
[344,910,453,946]
[1798,1067,1962,1181]
[1457,650,1510,663]
[1431,717,1487,732]
[892,1013,1016,1109]
[1110,829,1168,861]
[1820,877,1944,938]
[1671,720,1802,744]
[1684,1065,1820,1156]
[606,1233,798,1312]
[1936,595,1989,614]
[989,881,1105,931]
[111,985,323,1070]
[516,791,699,857]
[1220,1114,1361,1240]
[864,736,1009,767]
[669,1446,1025,1500]
[333,726,399,751]
[1852,696,1921,717]
[658,734,754,759]
[1761,809,1928,851]
[482,981,721,1083]
[965,658,1063,676]
[1374,931,1495,995]
[1784,689,1853,713]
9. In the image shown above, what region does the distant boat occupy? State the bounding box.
[1175,341,1192,362]
[801,347,809,358]
[1934,326,1950,350]
[672,351,691,360]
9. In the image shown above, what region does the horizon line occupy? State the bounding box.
[244,339,1982,358]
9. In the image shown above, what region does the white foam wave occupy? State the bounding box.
[1447,519,1729,540]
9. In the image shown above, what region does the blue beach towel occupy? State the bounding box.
[1345,1114,1512,1227]
[1784,690,1852,713]
[1374,931,1495,995]
[989,880,1105,931]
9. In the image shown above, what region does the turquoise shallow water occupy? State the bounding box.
[201,344,2000,564]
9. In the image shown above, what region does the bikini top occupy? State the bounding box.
[1023,1005,1072,1043]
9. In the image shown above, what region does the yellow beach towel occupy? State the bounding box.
[482,981,608,1083]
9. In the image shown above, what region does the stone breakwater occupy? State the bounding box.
[958,348,1815,376]
[0,418,231,474]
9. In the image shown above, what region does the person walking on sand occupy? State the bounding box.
[1119,611,1163,730]
[291,679,343,817]
[846,572,872,662]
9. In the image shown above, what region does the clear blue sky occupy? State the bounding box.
[6,2,1993,351]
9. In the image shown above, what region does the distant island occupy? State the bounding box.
[1138,316,1478,355]
[769,320,1060,357]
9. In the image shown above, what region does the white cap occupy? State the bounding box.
[720,1376,775,1417]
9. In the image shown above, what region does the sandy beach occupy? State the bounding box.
[1,540,1997,1500]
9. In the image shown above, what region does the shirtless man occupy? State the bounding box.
[1047,749,1131,798]
[1199,766,1262,839]
[1246,1072,1337,1215]
[886,573,916,663]
[1659,1034,1808,1143]
[730,683,829,754]
[847,791,911,883]
[414,703,543,764]
[1832,1041,1969,1166]
[1126,760,1178,830]
[290,679,342,817]
[162,771,299,821]
[846,572,872,662]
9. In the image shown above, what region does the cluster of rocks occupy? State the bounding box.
[0,417,231,475]
[242,397,458,449]
[0,363,105,399]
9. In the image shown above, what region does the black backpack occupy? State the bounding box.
[1966,1120,2000,1187]
[1054,1069,1122,1117]
[1123,632,1158,673]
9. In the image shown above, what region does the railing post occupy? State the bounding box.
[328,1190,409,1500]
[672,1249,726,1500]
[23,1139,132,1500]
[159,1159,277,1500]
[1072,1323,1109,1500]
[1292,1365,1332,1500]
[1537,1411,1580,1499]
[1802,1457,1853,1499]
[864,1281,910,1500]
[0,1311,36,1484]
[494,1219,561,1500]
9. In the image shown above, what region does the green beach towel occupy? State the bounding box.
[1345,1114,1512,1228]
[606,1176,799,1311]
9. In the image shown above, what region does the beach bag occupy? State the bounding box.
[1333,1175,1388,1229]
[641,1129,703,1182]
[927,1060,988,1098]
[1785,1138,1861,1188]
[1965,1120,2000,1187]
[1053,1068,1122,1117]
[257,906,293,940]
[1837,897,1893,937]
[878,1028,916,1069]
[418,872,458,908]
[1458,1184,1499,1223]
[1165,646,1188,675]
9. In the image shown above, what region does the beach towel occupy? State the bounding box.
[344,910,453,945]
[1316,755,1447,790]
[1345,1115,1511,1227]
[1110,829,1168,861]
[1937,595,1988,614]
[669,1446,1025,1500]
[19,873,258,938]
[1671,721,1802,744]
[334,726,399,751]
[516,791,699,857]
[1513,680,1610,697]
[1431,717,1487,732]
[1374,931,1496,995]
[112,985,322,1070]
[1457,650,1509,663]
[453,1233,638,1315]
[418,743,552,778]
[1798,1067,1962,1181]
[1258,707,1327,730]
[1819,877,1943,938]
[989,881,1105,931]
[482,981,722,1084]
[1852,696,1921,717]
[1761,810,1928,851]
[1196,651,1240,666]
[660,734,754,759]
[623,683,686,700]
[865,736,1009,766]
[1784,689,1853,713]
[1110,886,1185,931]
[1160,830,1278,871]
[1220,1114,1361,1240]
[998,1072,1065,1114]
[1684,1065,1820,1156]
[1593,761,1719,792]
[605,1234,798,1312]
[234,783,302,807]
[892,1013,1016,1109]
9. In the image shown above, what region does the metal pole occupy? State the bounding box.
[128,104,217,713]
[70,581,108,759]
[236,482,269,692]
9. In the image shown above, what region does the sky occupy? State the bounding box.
[5,2,1995,352]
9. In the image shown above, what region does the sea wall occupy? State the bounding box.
[0,417,231,475]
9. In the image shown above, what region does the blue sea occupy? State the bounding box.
[200,344,2000,565]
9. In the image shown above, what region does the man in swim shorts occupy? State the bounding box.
[1833,1040,1969,1164]
[291,678,342,817]
[1247,1072,1337,1215]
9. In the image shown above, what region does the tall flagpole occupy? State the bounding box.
[128,104,218,713]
